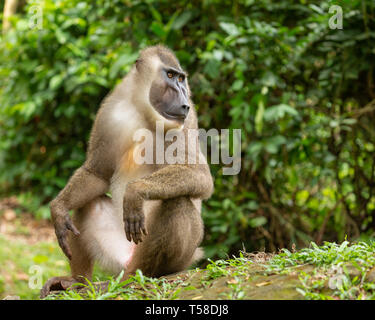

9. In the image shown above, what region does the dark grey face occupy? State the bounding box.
[149,66,190,123]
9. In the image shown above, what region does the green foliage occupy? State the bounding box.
[0,234,69,299]
[47,269,188,300]
[0,230,112,299]
[266,240,375,300]
[46,241,375,300]
[267,240,375,271]
[1,0,375,259]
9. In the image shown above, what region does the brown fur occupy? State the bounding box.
[120,144,141,176]
[125,197,204,277]
[41,45,213,298]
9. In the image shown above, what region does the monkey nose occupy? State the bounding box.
[164,104,190,121]
[181,104,190,115]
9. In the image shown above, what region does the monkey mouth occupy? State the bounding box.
[162,112,186,121]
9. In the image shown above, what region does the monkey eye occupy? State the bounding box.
[178,75,184,82]
[167,72,174,79]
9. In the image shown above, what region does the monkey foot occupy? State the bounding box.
[40,276,81,299]
[40,277,111,299]
[78,281,110,294]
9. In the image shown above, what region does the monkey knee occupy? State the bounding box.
[191,247,204,265]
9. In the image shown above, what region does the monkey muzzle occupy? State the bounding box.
[163,104,190,122]
[163,94,190,122]
[157,81,190,122]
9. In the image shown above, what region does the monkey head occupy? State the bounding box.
[134,45,191,130]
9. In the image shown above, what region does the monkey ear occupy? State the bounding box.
[135,59,143,71]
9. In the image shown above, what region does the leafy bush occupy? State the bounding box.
[1,0,375,258]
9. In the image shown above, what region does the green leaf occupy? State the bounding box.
[249,216,267,228]
[339,241,349,251]
[263,135,287,154]
[231,79,243,91]
[111,52,138,77]
[150,21,166,38]
[49,75,64,90]
[263,104,298,122]
[171,11,192,30]
[149,6,162,22]
[55,28,68,44]
[260,71,278,87]
[204,59,220,79]
[220,22,240,36]
[255,99,265,134]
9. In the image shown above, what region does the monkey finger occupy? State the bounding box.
[61,242,72,260]
[133,222,141,244]
[134,221,142,243]
[65,217,80,236]
[129,221,137,244]
[140,220,148,236]
[133,221,139,243]
[124,221,132,242]
[56,233,72,260]
[127,220,136,243]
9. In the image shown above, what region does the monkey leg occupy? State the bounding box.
[41,196,132,298]
[123,197,204,279]
[40,199,98,299]
[40,276,80,299]
[72,196,136,274]
[42,197,203,297]
[50,166,109,259]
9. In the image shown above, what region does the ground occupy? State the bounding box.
[0,197,108,299]
[1,197,375,300]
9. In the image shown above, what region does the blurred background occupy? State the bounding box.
[0,0,374,298]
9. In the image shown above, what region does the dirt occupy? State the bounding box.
[164,264,309,300]
[0,197,55,244]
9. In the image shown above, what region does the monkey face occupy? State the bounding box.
[149,67,190,124]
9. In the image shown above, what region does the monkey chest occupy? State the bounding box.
[119,144,154,180]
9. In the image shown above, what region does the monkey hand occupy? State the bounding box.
[123,186,147,244]
[50,200,80,260]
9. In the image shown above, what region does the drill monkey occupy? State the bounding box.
[41,45,213,297]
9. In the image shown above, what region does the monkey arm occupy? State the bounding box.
[50,165,110,259]
[128,164,214,201]
[123,164,213,243]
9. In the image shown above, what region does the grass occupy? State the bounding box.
[0,233,113,299]
[46,256,255,300]
[0,234,69,299]
[265,241,375,300]
[0,204,110,299]
[46,241,375,300]
[46,270,191,300]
